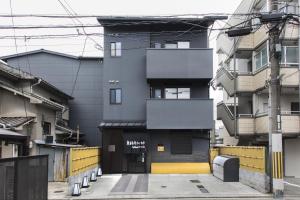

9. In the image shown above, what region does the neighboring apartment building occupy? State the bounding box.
[1,49,103,146]
[214,0,300,178]
[0,61,74,158]
[97,16,222,173]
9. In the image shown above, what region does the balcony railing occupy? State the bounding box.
[146,48,213,79]
[217,102,300,136]
[215,66,299,96]
[146,98,213,129]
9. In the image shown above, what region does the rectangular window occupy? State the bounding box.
[165,43,177,49]
[110,88,122,104]
[154,89,162,99]
[177,41,190,49]
[165,88,191,99]
[178,88,190,99]
[171,135,192,154]
[291,102,299,114]
[165,88,178,99]
[255,47,268,70]
[263,103,268,113]
[261,48,268,66]
[42,121,51,135]
[154,43,161,48]
[111,42,121,57]
[281,46,298,64]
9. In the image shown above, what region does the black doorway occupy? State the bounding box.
[126,153,146,173]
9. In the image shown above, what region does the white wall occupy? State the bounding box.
[1,142,12,158]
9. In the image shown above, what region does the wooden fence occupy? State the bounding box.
[210,146,266,173]
[69,147,100,176]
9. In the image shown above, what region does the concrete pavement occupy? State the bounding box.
[48,174,275,199]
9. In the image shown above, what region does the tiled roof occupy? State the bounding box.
[0,128,27,139]
[0,117,35,128]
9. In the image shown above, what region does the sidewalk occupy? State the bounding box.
[48,174,274,199]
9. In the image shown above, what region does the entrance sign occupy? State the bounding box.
[123,133,148,153]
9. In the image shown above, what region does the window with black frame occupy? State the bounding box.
[110,88,122,104]
[111,42,122,57]
[42,121,51,135]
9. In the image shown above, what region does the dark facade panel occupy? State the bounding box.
[102,29,150,122]
[150,132,209,163]
[146,99,213,129]
[5,53,103,146]
[146,49,213,79]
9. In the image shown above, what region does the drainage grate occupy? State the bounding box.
[190,180,200,183]
[161,185,167,188]
[196,185,209,193]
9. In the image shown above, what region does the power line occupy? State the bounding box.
[57,0,103,49]
[8,0,29,119]
[71,36,88,96]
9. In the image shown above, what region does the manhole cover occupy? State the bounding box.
[190,180,200,183]
[54,190,64,193]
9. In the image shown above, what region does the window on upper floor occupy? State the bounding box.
[177,41,190,49]
[164,41,190,49]
[111,42,122,57]
[42,121,51,135]
[165,88,190,99]
[279,2,298,14]
[110,88,122,104]
[291,102,299,114]
[281,46,298,65]
[255,47,268,70]
[154,89,162,99]
[165,43,177,49]
[154,43,161,48]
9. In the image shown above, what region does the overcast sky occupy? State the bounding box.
[0,0,243,128]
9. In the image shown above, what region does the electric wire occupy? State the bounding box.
[8,0,28,119]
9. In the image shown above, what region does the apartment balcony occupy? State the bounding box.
[216,102,254,136]
[217,102,300,136]
[215,66,299,96]
[146,99,213,129]
[255,113,300,135]
[146,48,213,79]
[215,67,254,96]
[216,25,268,57]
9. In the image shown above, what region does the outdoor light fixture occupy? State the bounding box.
[72,183,81,196]
[97,167,102,177]
[82,176,89,188]
[226,27,253,37]
[90,171,97,182]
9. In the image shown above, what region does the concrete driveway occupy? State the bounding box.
[49,174,273,199]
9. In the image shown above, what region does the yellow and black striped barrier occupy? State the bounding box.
[272,151,283,179]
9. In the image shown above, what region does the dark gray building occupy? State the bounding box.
[1,49,103,146]
[97,16,218,173]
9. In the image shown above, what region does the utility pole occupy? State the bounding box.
[225,1,295,196]
[267,0,284,198]
[233,37,238,139]
[268,25,284,199]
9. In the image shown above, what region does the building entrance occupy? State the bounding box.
[127,153,146,173]
[123,132,148,173]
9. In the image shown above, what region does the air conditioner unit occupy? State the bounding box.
[45,135,54,144]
